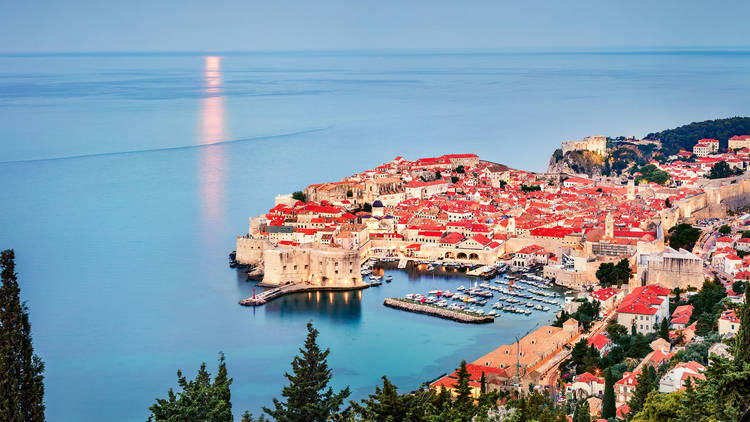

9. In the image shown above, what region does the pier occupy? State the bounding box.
[239,283,369,306]
[383,298,495,324]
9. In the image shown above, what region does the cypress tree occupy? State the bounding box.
[0,249,46,421]
[479,371,486,395]
[263,322,350,422]
[601,368,616,418]
[452,360,474,418]
[659,318,670,341]
[734,288,750,366]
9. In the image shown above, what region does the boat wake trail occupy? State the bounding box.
[0,125,333,164]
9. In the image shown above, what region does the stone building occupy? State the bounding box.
[635,247,703,290]
[561,135,607,156]
[262,244,363,286]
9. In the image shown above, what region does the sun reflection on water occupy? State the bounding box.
[199,56,227,230]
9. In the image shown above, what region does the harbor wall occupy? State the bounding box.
[383,298,494,324]
[665,177,750,229]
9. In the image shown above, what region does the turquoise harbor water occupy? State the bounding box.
[1,50,750,421]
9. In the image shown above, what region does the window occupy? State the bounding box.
[283,266,287,271]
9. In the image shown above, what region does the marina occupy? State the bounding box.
[356,258,563,322]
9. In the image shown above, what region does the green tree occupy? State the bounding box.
[362,203,372,213]
[453,360,473,418]
[606,322,628,342]
[732,280,746,295]
[718,224,731,235]
[350,376,409,422]
[735,288,750,366]
[454,165,465,173]
[264,322,350,422]
[573,400,590,422]
[0,249,46,422]
[628,366,657,417]
[601,369,616,419]
[147,353,233,422]
[596,259,632,288]
[291,191,306,202]
[665,198,671,208]
[708,161,743,179]
[659,318,670,340]
[667,224,701,250]
[631,390,684,422]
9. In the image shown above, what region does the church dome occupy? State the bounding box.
[372,200,384,208]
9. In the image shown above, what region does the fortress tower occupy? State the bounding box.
[627,178,635,201]
[605,213,614,239]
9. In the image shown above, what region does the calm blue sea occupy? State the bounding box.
[1,50,749,421]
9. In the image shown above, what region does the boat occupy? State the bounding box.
[457,285,465,291]
[369,280,382,286]
[385,275,392,282]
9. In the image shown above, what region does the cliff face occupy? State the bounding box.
[547,148,604,176]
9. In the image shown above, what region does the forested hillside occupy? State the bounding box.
[645,116,750,155]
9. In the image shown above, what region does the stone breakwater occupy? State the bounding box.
[240,283,369,306]
[383,298,494,324]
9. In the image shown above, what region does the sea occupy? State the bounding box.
[0,50,749,421]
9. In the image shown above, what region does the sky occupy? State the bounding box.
[1,0,750,53]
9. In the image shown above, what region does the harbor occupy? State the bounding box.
[235,254,566,321]
[359,258,564,322]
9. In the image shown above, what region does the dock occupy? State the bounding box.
[383,298,494,324]
[239,283,369,306]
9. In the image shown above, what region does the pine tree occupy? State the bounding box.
[677,378,700,422]
[659,318,670,341]
[147,353,234,421]
[264,322,350,422]
[601,368,616,419]
[351,376,408,422]
[734,288,750,366]
[0,249,46,421]
[453,360,474,419]
[574,400,590,422]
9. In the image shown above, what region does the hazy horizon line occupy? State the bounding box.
[3,45,750,58]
